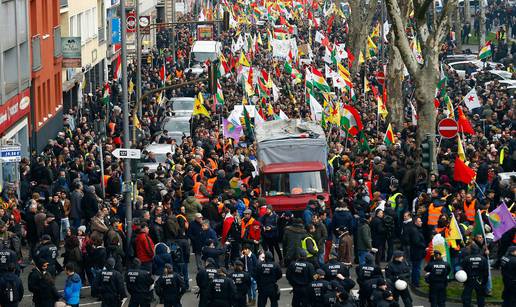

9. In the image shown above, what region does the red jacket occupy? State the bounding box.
[135,232,155,263]
[242,218,261,241]
[221,215,235,244]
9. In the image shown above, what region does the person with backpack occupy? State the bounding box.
[63,263,82,307]
[28,260,61,307]
[0,263,23,307]
[152,242,172,277]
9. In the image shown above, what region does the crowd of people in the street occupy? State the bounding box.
[0,2,515,307]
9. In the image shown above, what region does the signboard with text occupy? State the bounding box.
[0,89,30,135]
[197,25,214,40]
[61,37,82,68]
[0,146,21,162]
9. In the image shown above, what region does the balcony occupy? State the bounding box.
[54,26,62,58]
[98,27,105,43]
[32,35,42,72]
[60,0,68,8]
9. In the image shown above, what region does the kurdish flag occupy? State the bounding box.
[384,123,395,145]
[479,41,493,60]
[341,105,363,136]
[192,92,210,118]
[216,81,224,104]
[311,67,331,92]
[102,83,110,105]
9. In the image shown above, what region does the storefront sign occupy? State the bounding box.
[62,37,82,68]
[0,146,21,162]
[112,18,121,44]
[197,25,214,40]
[0,89,30,135]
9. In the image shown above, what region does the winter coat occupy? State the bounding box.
[80,191,99,220]
[370,216,386,247]
[28,268,60,306]
[200,227,218,248]
[338,233,354,264]
[282,222,308,261]
[183,196,202,221]
[313,222,328,252]
[356,222,372,251]
[135,231,155,263]
[152,243,172,276]
[331,207,356,235]
[260,212,279,239]
[187,219,203,253]
[64,273,82,305]
[90,216,109,241]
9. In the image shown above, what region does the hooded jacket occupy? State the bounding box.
[183,196,202,221]
[152,243,172,276]
[135,231,155,263]
[64,273,82,305]
[282,221,308,261]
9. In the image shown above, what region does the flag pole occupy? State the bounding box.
[473,180,487,199]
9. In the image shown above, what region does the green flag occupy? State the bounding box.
[472,210,485,237]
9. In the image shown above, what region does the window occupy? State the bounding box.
[84,10,91,40]
[70,15,77,36]
[54,26,62,57]
[42,0,48,31]
[92,7,97,37]
[263,171,327,196]
[31,35,42,71]
[16,0,27,43]
[1,0,17,50]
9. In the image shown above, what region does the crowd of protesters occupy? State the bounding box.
[0,2,515,307]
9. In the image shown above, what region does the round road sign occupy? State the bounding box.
[438,118,459,138]
[139,16,150,28]
[127,15,137,31]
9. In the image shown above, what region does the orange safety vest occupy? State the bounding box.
[193,182,209,204]
[464,200,476,222]
[207,158,218,170]
[241,217,255,238]
[176,214,189,230]
[206,177,217,195]
[103,175,111,188]
[427,204,443,226]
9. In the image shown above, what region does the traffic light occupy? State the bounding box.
[223,11,230,31]
[420,136,433,172]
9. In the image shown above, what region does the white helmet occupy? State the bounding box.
[395,279,408,291]
[455,270,468,283]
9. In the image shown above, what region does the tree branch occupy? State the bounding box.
[385,0,420,76]
[415,0,433,20]
[433,0,458,48]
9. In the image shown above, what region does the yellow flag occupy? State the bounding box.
[128,80,135,95]
[371,23,380,37]
[133,114,141,129]
[257,33,263,45]
[457,135,466,161]
[364,76,370,92]
[239,52,250,67]
[193,92,210,118]
[367,36,377,50]
[377,96,388,119]
[156,91,163,105]
[359,51,365,64]
[446,98,455,118]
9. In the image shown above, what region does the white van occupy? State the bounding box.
[187,40,222,75]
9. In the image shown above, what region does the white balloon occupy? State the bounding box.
[455,270,468,283]
[395,279,408,291]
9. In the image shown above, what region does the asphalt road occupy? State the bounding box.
[18,253,463,307]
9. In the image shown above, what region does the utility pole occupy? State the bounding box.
[120,0,133,245]
[136,0,142,117]
[171,0,176,64]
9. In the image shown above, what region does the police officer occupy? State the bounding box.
[424,250,451,307]
[385,250,412,306]
[96,258,127,307]
[254,251,282,307]
[461,244,489,307]
[286,249,316,307]
[0,263,23,307]
[370,279,390,306]
[501,246,516,307]
[155,263,186,307]
[323,252,355,293]
[0,238,17,274]
[34,235,59,276]
[356,253,383,307]
[229,260,251,307]
[308,269,331,307]
[196,258,219,307]
[377,290,399,307]
[207,268,237,307]
[125,258,154,307]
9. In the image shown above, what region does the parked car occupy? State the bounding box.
[472,70,514,83]
[169,97,195,117]
[161,116,191,144]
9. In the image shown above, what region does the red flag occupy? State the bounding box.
[346,48,355,67]
[279,16,287,25]
[326,15,335,34]
[159,65,166,82]
[457,107,475,135]
[454,157,476,184]
[382,86,387,105]
[322,36,331,50]
[275,65,281,78]
[307,10,313,20]
[434,98,441,109]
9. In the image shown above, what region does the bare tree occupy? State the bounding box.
[385,0,458,171]
[348,0,377,75]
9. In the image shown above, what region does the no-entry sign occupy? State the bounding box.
[438,118,459,138]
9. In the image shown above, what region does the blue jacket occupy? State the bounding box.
[331,207,356,235]
[240,253,258,275]
[303,206,315,226]
[64,273,82,305]
[187,220,203,253]
[199,228,218,248]
[152,242,173,276]
[260,212,279,239]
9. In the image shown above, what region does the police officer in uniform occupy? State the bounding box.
[155,263,186,307]
[370,279,390,306]
[424,250,451,307]
[323,252,355,293]
[308,269,331,307]
[255,251,282,307]
[229,260,251,307]
[96,258,127,307]
[196,258,219,307]
[0,263,23,307]
[385,250,412,306]
[34,235,59,276]
[286,249,315,307]
[356,253,383,307]
[0,238,18,274]
[207,268,237,307]
[501,246,516,307]
[125,258,154,307]
[461,244,489,307]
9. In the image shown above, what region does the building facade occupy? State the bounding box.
[29,0,63,151]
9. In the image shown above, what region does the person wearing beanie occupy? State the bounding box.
[308,269,331,306]
[95,257,126,307]
[207,267,237,307]
[371,279,390,306]
[125,258,154,307]
[229,259,252,307]
[377,290,398,307]
[155,263,186,307]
